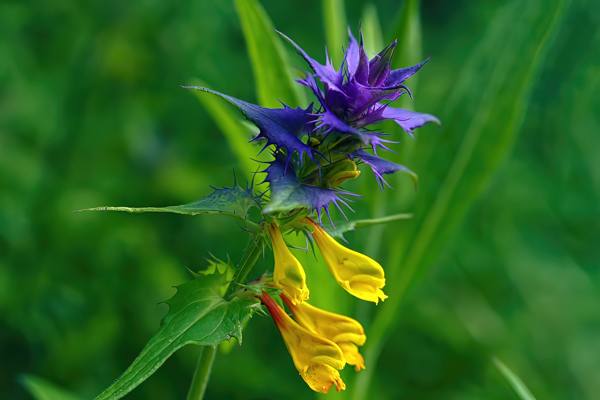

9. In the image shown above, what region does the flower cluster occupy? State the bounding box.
[261,219,384,392]
[189,30,437,222]
[191,29,437,393]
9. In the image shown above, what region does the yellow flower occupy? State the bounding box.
[267,223,310,304]
[261,292,346,393]
[281,294,367,371]
[307,219,387,304]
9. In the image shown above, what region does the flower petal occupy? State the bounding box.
[278,31,343,90]
[381,106,440,134]
[307,219,387,304]
[384,58,430,87]
[185,86,314,159]
[281,294,367,371]
[354,150,416,187]
[260,292,347,393]
[268,224,309,304]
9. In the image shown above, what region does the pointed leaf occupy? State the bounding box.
[327,213,413,239]
[94,273,259,400]
[79,185,259,221]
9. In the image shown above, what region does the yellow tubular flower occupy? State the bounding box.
[267,223,309,304]
[260,292,346,393]
[281,294,367,371]
[307,219,387,304]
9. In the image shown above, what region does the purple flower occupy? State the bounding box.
[184,86,315,163]
[188,29,438,218]
[354,150,416,188]
[263,154,353,221]
[280,30,439,141]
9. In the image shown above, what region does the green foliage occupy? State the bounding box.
[493,358,537,400]
[327,213,413,240]
[94,271,259,400]
[321,0,347,66]
[360,4,383,57]
[80,185,259,222]
[20,375,79,400]
[2,1,598,399]
[188,79,261,178]
[235,0,303,108]
[354,0,569,398]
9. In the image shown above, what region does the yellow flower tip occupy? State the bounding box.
[301,364,346,393]
[339,343,366,371]
[305,218,387,303]
[267,223,310,304]
[261,292,347,393]
[281,294,368,373]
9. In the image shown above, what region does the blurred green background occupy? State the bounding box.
[1,0,598,399]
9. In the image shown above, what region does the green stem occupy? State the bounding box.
[226,232,265,298]
[186,346,217,400]
[186,232,264,400]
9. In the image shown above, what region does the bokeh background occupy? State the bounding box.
[1,0,598,399]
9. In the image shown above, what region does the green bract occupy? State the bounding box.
[94,270,259,400]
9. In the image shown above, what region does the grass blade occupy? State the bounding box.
[352,1,568,398]
[235,0,303,107]
[189,79,261,178]
[20,375,80,400]
[361,4,383,57]
[322,0,347,66]
[493,358,537,400]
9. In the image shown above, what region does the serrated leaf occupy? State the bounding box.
[235,0,303,108]
[20,375,80,400]
[79,185,259,221]
[94,273,259,400]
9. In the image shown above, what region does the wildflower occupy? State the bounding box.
[260,292,346,393]
[187,30,438,216]
[281,294,367,371]
[267,223,309,304]
[307,219,387,303]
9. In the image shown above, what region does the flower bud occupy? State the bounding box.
[267,223,309,304]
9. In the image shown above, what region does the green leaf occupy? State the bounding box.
[361,4,384,57]
[235,0,303,107]
[327,213,413,239]
[354,1,568,398]
[20,375,80,400]
[493,358,537,400]
[79,185,259,222]
[189,79,263,178]
[94,272,260,400]
[322,0,347,66]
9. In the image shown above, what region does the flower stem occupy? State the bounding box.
[186,231,264,400]
[186,346,216,400]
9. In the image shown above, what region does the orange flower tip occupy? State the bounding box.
[354,361,366,372]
